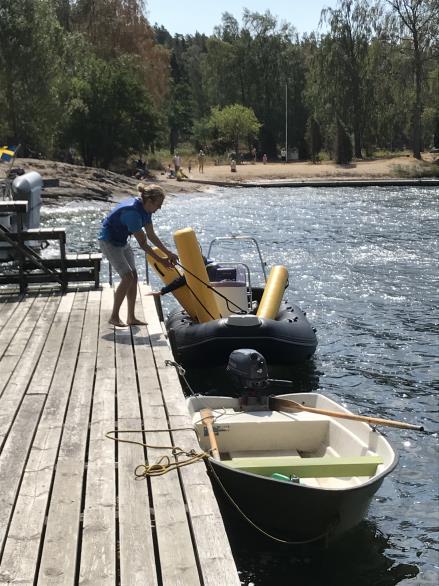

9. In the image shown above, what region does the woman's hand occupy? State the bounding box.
[157,255,174,269]
[167,251,179,265]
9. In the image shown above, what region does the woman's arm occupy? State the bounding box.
[132,226,178,266]
[145,224,178,263]
[132,229,172,267]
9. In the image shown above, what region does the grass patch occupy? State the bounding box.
[372,149,408,159]
[392,161,439,178]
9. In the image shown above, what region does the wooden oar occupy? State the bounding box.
[200,408,221,460]
[269,397,424,431]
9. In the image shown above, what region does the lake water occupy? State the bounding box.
[41,185,438,585]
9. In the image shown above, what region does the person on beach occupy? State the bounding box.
[173,153,181,173]
[198,149,205,173]
[98,183,178,327]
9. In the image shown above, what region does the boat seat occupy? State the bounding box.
[221,455,384,478]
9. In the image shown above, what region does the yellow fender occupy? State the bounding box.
[146,248,196,317]
[174,228,221,323]
[256,265,289,320]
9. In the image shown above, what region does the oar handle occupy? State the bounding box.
[200,408,221,460]
[270,397,424,432]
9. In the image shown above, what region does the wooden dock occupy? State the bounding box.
[0,284,240,585]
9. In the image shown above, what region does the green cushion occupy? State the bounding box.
[222,455,384,478]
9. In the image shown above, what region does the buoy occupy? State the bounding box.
[173,228,221,323]
[256,265,288,320]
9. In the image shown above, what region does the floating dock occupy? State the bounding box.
[0,284,240,585]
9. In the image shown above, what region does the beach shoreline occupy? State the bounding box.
[5,154,437,203]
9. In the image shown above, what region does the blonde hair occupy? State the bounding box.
[137,183,165,203]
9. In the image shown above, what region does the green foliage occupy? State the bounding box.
[192,117,212,150]
[393,162,439,178]
[335,118,353,164]
[64,56,160,167]
[317,0,382,158]
[1,1,438,168]
[0,0,65,154]
[209,104,261,154]
[305,117,323,163]
[166,49,195,153]
[384,0,439,158]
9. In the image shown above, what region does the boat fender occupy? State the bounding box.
[257,265,289,320]
[174,227,221,323]
[225,315,261,327]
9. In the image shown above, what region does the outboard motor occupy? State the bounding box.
[226,348,294,400]
[226,349,269,390]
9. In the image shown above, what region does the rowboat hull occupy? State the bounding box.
[208,458,386,543]
[188,393,398,544]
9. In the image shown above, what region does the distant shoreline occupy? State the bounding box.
[6,154,438,203]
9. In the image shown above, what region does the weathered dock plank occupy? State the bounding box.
[133,295,201,585]
[0,292,23,331]
[115,317,158,585]
[0,285,240,586]
[0,294,60,446]
[79,285,117,585]
[37,290,100,584]
[24,292,75,396]
[141,287,240,586]
[0,292,39,359]
[0,291,86,584]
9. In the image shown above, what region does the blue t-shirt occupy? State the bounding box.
[99,197,152,246]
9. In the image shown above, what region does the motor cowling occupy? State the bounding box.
[226,349,269,390]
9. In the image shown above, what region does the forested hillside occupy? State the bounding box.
[0,0,437,168]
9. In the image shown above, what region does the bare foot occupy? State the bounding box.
[109,317,128,327]
[146,291,161,298]
[127,318,148,326]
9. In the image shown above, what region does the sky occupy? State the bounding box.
[145,0,336,37]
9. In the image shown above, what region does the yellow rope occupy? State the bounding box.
[106,429,334,543]
[105,429,210,478]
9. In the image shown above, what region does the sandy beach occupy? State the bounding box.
[158,153,437,193]
[6,153,437,203]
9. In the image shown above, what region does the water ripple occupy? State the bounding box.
[42,185,439,584]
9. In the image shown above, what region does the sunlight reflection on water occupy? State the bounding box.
[41,185,438,584]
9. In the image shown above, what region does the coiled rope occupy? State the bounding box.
[108,362,334,544]
[105,429,211,478]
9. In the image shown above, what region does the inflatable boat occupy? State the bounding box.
[147,229,317,370]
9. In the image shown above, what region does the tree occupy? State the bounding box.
[306,117,323,162]
[204,13,248,108]
[385,0,439,158]
[364,36,412,152]
[64,56,159,167]
[204,10,306,157]
[72,0,170,107]
[319,0,383,158]
[209,104,261,156]
[335,118,353,163]
[0,0,65,154]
